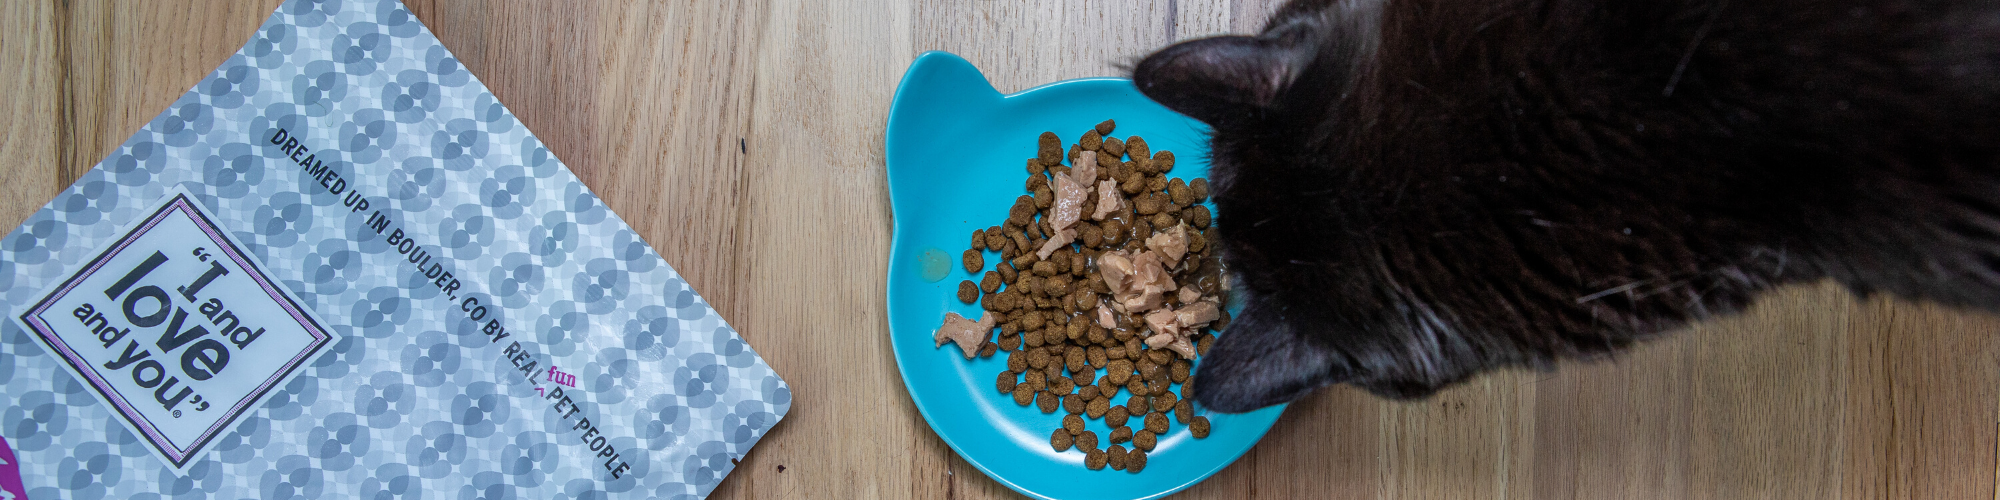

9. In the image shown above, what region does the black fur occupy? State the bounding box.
[1134,0,2000,411]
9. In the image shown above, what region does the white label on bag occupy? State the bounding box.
[16,187,337,471]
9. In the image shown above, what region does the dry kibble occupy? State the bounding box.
[1038,391,1060,413]
[1171,360,1191,383]
[1138,357,1162,378]
[957,280,979,303]
[981,271,1003,293]
[972,229,987,250]
[1127,449,1148,473]
[1038,132,1063,164]
[1064,394,1085,414]
[1107,405,1130,428]
[1106,360,1133,385]
[979,342,997,358]
[1071,367,1095,386]
[1086,396,1110,418]
[1134,193,1162,215]
[1190,178,1210,202]
[1032,260,1058,277]
[1085,449,1108,470]
[1007,349,1028,372]
[1051,428,1074,452]
[1087,346,1107,368]
[1075,430,1099,452]
[1079,385,1101,401]
[1080,224,1104,248]
[963,249,983,274]
[1167,178,1190,205]
[1009,196,1036,227]
[1096,119,1116,135]
[1081,130,1103,150]
[1134,430,1157,452]
[1121,170,1146,194]
[1188,205,1212,229]
[1024,370,1046,391]
[1175,400,1194,424]
[1028,349,1051,369]
[1103,137,1127,158]
[1151,392,1177,413]
[997,371,1017,393]
[1127,395,1149,416]
[1145,412,1169,434]
[1051,376,1075,395]
[1154,151,1175,173]
[1110,426,1133,444]
[1027,158,1046,175]
[1064,414,1086,435]
[1108,445,1129,470]
[1190,416,1211,438]
[1013,384,1034,406]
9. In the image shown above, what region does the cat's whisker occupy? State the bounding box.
[1575,279,1652,304]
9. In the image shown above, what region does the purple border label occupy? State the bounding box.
[0,435,24,500]
[14,189,336,471]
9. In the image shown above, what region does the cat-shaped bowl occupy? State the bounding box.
[885,51,1287,500]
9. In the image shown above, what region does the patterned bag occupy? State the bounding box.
[0,1,789,498]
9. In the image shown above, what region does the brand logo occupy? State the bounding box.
[16,188,336,471]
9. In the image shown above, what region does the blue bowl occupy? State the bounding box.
[884,51,1286,500]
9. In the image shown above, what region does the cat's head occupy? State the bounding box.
[1133,0,2000,412]
[1133,0,1475,411]
[1131,0,1786,411]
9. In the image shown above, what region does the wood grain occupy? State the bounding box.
[2,1,1996,499]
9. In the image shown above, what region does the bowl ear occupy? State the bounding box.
[1189,299,1352,413]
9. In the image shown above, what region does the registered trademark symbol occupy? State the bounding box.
[173,410,182,418]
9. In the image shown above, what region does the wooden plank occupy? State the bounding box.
[735,0,929,498]
[0,1,60,230]
[55,1,283,184]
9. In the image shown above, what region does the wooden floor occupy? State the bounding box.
[3,1,1997,498]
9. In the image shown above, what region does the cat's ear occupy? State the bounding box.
[1132,35,1307,127]
[1191,301,1352,412]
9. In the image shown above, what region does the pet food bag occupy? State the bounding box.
[0,1,790,498]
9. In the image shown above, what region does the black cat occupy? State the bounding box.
[1133,0,2000,411]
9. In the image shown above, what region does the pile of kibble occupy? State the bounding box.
[945,119,1227,473]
